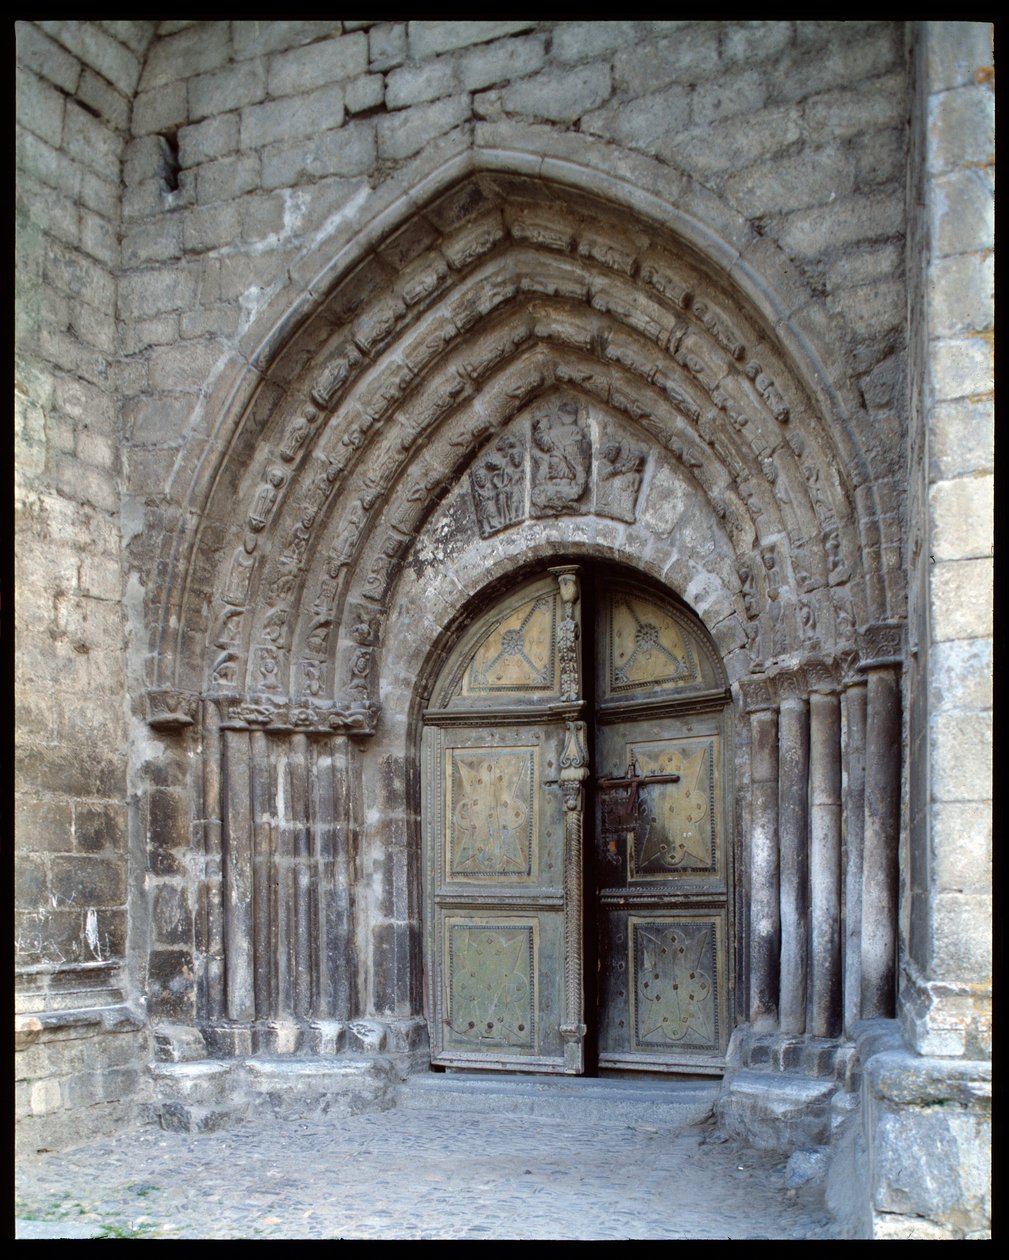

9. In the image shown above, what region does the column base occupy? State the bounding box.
[826,1020,991,1238]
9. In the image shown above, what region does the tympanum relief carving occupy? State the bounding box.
[468,396,650,537]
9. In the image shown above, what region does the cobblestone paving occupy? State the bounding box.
[15,1108,835,1239]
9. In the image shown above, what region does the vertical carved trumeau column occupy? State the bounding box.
[860,624,903,1019]
[807,664,842,1038]
[552,565,587,1073]
[842,674,868,1034]
[551,564,582,704]
[776,669,809,1035]
[740,676,779,1029]
[560,719,589,1073]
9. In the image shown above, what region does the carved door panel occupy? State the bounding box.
[592,581,731,1073]
[422,569,588,1074]
[422,569,730,1076]
[423,721,581,1072]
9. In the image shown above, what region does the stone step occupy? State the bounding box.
[716,1069,837,1151]
[397,1071,719,1127]
[149,1055,398,1130]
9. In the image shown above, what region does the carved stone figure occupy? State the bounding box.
[596,440,647,523]
[214,607,243,648]
[470,432,526,537]
[248,468,286,533]
[305,620,331,656]
[799,595,817,638]
[253,645,282,691]
[299,659,324,697]
[823,525,851,585]
[530,400,591,516]
[223,545,256,607]
[261,607,289,646]
[210,651,238,687]
[279,411,313,462]
[736,557,759,620]
[362,535,406,602]
[311,345,361,407]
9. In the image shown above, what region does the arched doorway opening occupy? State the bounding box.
[421,562,732,1076]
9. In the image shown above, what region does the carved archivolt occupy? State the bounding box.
[149,172,895,728]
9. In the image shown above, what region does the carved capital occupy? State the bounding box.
[858,622,905,670]
[736,675,775,712]
[550,564,581,608]
[769,664,806,703]
[146,689,199,731]
[560,720,589,809]
[801,655,839,695]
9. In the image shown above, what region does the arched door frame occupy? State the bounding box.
[416,557,735,1075]
[139,166,902,1078]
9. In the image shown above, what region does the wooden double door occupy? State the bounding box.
[422,566,732,1075]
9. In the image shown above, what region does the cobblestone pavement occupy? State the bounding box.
[15,1106,835,1240]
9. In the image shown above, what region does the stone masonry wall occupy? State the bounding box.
[15,21,158,1151]
[901,22,993,1059]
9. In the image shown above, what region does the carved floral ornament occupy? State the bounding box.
[150,175,895,726]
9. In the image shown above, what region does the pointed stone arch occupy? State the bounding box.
[143,160,902,1078]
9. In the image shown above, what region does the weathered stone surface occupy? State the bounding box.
[408,21,535,59]
[267,33,368,98]
[12,24,994,1241]
[503,64,611,121]
[241,84,345,150]
[718,1070,836,1151]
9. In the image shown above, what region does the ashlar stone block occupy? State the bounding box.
[928,475,992,562]
[16,67,66,149]
[385,58,459,111]
[502,64,611,123]
[459,33,545,91]
[928,335,993,403]
[241,83,345,149]
[188,60,267,122]
[267,32,368,98]
[407,21,535,59]
[931,801,991,895]
[927,252,993,338]
[16,22,82,95]
[929,397,993,481]
[551,21,639,64]
[368,22,406,72]
[613,26,720,94]
[929,710,991,804]
[376,94,470,161]
[927,638,992,714]
[925,21,993,92]
[930,165,994,258]
[927,83,994,174]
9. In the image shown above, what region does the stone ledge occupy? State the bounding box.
[148,1053,399,1130]
[15,1003,145,1050]
[716,1069,837,1151]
